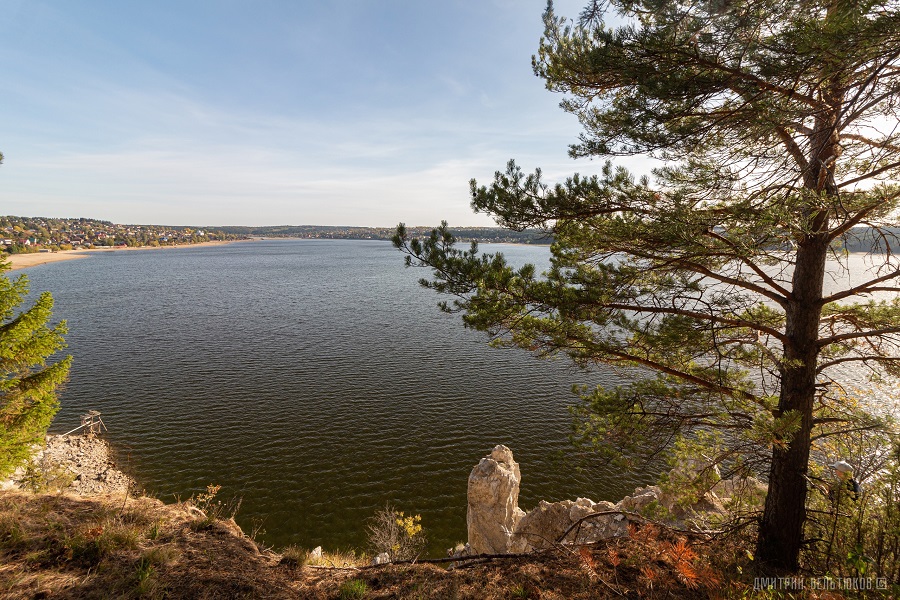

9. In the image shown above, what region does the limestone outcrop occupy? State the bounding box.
[466,446,756,554]
[508,498,626,553]
[466,445,526,554]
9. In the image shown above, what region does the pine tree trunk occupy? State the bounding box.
[755,237,828,572]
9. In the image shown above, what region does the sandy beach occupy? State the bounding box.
[4,240,242,272]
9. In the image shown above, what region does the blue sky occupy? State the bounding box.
[1,0,619,227]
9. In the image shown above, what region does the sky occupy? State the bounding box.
[0,0,628,227]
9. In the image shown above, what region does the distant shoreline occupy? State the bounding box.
[5,239,247,272]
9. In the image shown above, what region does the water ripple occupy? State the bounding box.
[26,240,644,553]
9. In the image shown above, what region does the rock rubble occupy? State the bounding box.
[1,434,134,496]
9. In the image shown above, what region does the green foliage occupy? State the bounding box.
[147,519,162,541]
[133,556,157,596]
[64,519,142,567]
[0,259,71,477]
[338,579,368,600]
[395,0,900,573]
[132,547,176,598]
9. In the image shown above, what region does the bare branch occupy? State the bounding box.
[818,326,900,347]
[827,197,897,242]
[604,302,787,341]
[838,159,900,189]
[817,356,900,373]
[703,229,794,298]
[822,268,900,303]
[841,133,900,153]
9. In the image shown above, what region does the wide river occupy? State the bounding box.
[22,239,899,554]
[22,239,639,554]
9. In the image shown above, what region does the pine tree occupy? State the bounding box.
[395,0,900,572]
[0,260,71,477]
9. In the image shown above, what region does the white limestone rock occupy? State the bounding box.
[618,485,664,513]
[509,497,629,552]
[466,445,526,554]
[465,447,739,556]
[508,499,575,552]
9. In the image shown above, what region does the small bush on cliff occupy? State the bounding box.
[188,484,242,531]
[0,259,71,478]
[366,504,426,561]
[279,544,309,567]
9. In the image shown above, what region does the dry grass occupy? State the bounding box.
[1,491,888,599]
[0,491,293,599]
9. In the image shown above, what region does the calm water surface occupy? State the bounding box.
[23,239,642,553]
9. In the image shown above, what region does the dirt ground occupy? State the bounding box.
[0,490,785,599]
[0,434,884,598]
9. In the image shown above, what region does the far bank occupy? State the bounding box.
[5,239,252,272]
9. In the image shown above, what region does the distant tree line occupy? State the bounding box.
[839,227,900,253]
[217,224,551,244]
[5,216,897,251]
[223,224,900,251]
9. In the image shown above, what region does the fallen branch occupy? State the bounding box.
[305,550,546,571]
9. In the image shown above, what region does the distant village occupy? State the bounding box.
[0,216,241,254]
[2,216,552,254]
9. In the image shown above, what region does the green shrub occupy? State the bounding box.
[133,555,162,597]
[366,504,426,561]
[147,519,162,541]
